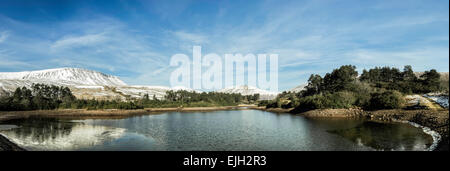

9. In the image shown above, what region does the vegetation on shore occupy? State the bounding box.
[0,84,259,111]
[261,65,447,111]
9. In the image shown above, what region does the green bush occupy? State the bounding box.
[294,91,357,111]
[258,100,270,107]
[368,90,404,110]
[299,94,326,109]
[328,91,357,109]
[265,98,281,108]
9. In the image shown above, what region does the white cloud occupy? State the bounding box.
[51,33,107,50]
[173,31,208,44]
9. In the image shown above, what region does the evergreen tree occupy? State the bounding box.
[322,65,358,93]
[421,69,441,93]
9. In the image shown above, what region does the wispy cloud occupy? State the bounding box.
[349,47,450,71]
[51,33,107,50]
[173,31,208,44]
[0,31,9,43]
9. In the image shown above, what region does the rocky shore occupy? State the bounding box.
[299,108,366,118]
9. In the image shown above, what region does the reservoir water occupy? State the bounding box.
[0,110,433,151]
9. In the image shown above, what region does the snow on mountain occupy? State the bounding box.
[75,85,105,90]
[171,86,198,91]
[289,83,307,93]
[217,85,278,100]
[115,85,202,99]
[115,86,173,99]
[0,68,126,86]
[0,68,127,99]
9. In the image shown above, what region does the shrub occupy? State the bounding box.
[368,90,404,110]
[328,91,357,109]
[266,98,281,108]
[296,94,324,110]
[258,100,270,107]
[352,82,374,108]
[294,91,357,110]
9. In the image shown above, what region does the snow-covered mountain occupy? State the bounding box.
[0,68,128,100]
[0,68,126,86]
[217,85,278,100]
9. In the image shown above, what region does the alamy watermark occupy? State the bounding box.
[170,46,278,92]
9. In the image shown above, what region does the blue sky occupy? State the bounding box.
[0,0,448,91]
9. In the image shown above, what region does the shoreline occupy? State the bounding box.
[0,106,250,122]
[392,119,441,151]
[1,106,448,151]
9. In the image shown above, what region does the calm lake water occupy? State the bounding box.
[0,110,433,151]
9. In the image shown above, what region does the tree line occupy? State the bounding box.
[156,90,258,107]
[0,84,257,111]
[0,84,75,111]
[261,65,445,111]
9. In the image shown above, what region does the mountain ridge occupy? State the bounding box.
[0,68,126,86]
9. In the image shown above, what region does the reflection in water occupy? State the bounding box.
[329,121,432,151]
[0,110,434,151]
[0,124,19,131]
[0,118,125,150]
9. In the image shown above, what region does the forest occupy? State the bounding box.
[261,65,446,111]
